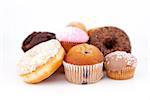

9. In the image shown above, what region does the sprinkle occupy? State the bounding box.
[105,51,137,69]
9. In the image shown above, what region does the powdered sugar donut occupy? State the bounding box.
[17,39,65,83]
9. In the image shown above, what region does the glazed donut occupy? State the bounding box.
[89,26,131,56]
[18,39,65,83]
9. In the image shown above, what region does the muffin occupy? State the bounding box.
[56,27,89,52]
[63,43,104,84]
[104,51,137,80]
[22,32,56,52]
[67,21,87,32]
[17,39,65,83]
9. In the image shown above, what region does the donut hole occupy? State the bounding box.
[104,38,117,49]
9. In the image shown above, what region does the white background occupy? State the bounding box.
[1,0,150,100]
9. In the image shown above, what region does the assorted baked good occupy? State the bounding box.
[56,26,89,52]
[17,39,65,83]
[104,51,137,80]
[67,21,87,32]
[22,32,56,52]
[89,26,131,56]
[63,43,104,84]
[17,22,137,84]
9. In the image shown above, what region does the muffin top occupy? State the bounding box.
[18,39,61,75]
[56,27,89,42]
[64,43,104,65]
[104,51,137,71]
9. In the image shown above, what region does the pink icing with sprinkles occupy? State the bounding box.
[56,26,89,42]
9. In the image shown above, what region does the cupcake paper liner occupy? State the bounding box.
[63,61,103,84]
[106,67,135,80]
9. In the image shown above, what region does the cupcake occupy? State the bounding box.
[17,39,65,83]
[104,51,137,80]
[56,27,89,52]
[67,21,87,32]
[63,43,104,84]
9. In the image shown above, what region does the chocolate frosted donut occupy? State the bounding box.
[89,26,131,56]
[22,32,56,52]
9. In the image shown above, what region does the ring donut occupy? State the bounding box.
[89,26,131,56]
[18,39,65,83]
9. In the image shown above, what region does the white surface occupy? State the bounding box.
[1,0,150,100]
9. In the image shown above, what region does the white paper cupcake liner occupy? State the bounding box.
[63,61,103,84]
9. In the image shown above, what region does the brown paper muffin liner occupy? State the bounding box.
[61,41,85,53]
[106,67,135,80]
[63,61,103,84]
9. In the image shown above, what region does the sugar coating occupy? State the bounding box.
[17,39,61,75]
[56,26,89,42]
[105,51,137,71]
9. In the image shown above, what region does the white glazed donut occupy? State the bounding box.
[17,39,65,83]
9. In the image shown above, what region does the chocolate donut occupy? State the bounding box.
[22,32,56,52]
[89,26,131,56]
